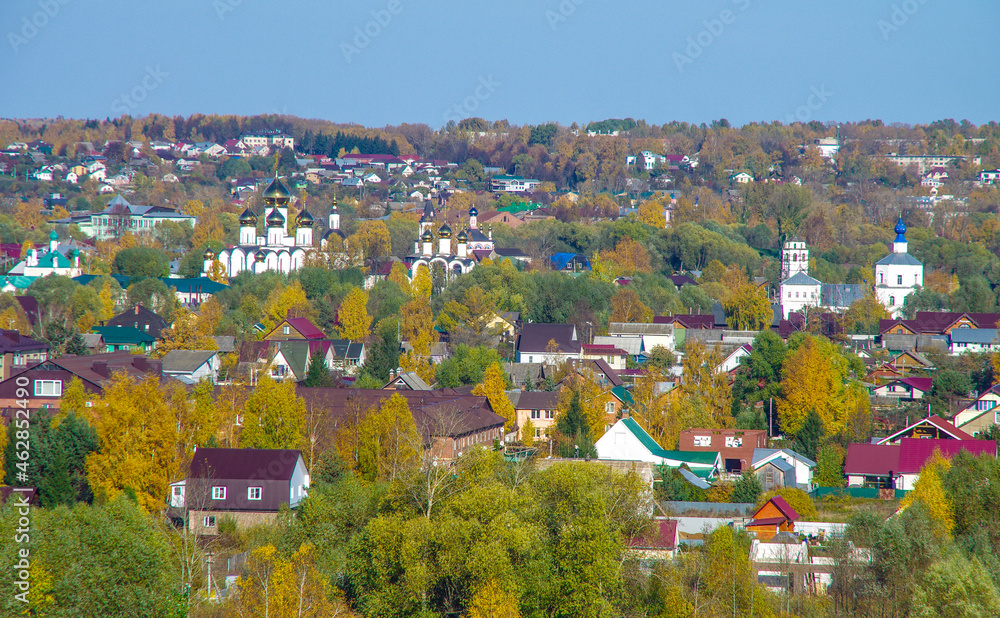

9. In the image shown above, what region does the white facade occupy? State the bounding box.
[780,238,809,280]
[209,178,314,277]
[874,217,923,318]
[779,272,822,319]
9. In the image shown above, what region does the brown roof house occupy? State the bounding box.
[170,448,309,536]
[0,351,164,412]
[510,390,561,442]
[515,323,580,365]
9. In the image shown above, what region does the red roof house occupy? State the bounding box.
[746,496,800,541]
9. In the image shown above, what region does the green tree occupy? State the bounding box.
[792,409,824,460]
[554,391,596,458]
[814,444,845,488]
[112,246,168,278]
[731,471,763,503]
[435,345,505,388]
[302,348,333,387]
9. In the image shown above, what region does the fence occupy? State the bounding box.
[810,487,908,500]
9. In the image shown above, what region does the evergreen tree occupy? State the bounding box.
[793,409,824,461]
[731,471,763,504]
[302,349,333,387]
[555,391,596,458]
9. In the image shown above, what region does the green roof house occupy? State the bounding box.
[91,325,156,353]
[595,417,721,479]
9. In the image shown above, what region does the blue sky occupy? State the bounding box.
[1,0,996,128]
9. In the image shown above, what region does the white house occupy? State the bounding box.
[949,328,999,355]
[161,350,221,384]
[607,322,675,352]
[978,169,1000,185]
[490,175,541,193]
[730,172,754,184]
[595,418,721,479]
[715,344,752,375]
[779,272,822,319]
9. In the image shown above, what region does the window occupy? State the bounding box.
[889,296,896,306]
[879,273,884,284]
[765,471,773,484]
[897,275,903,285]
[283,326,290,335]
[248,487,262,500]
[693,436,711,447]
[172,486,183,497]
[545,409,555,419]
[34,380,62,397]
[605,402,615,415]
[211,486,226,500]
[204,516,216,528]
[725,437,743,448]
[531,409,540,419]
[534,428,542,438]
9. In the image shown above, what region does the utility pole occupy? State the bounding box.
[205,551,215,602]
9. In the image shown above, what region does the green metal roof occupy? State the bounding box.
[611,385,634,407]
[620,417,719,469]
[91,326,155,345]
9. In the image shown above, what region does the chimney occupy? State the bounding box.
[92,361,110,378]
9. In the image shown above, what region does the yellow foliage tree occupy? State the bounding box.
[558,372,610,440]
[410,264,432,299]
[902,451,954,539]
[637,199,666,227]
[777,335,867,436]
[155,307,219,357]
[658,342,733,447]
[722,282,772,330]
[338,287,372,341]
[399,296,438,384]
[610,288,653,323]
[84,373,180,512]
[347,220,391,271]
[599,238,652,277]
[206,259,228,284]
[357,393,421,482]
[388,261,411,291]
[262,281,311,333]
[472,362,515,431]
[468,579,521,618]
[232,543,339,617]
[239,375,307,453]
[98,278,118,321]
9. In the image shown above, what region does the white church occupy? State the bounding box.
[204,177,320,277]
[778,217,922,320]
[874,217,923,317]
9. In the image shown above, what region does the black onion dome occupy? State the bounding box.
[265,208,286,227]
[262,177,291,205]
[239,208,257,225]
